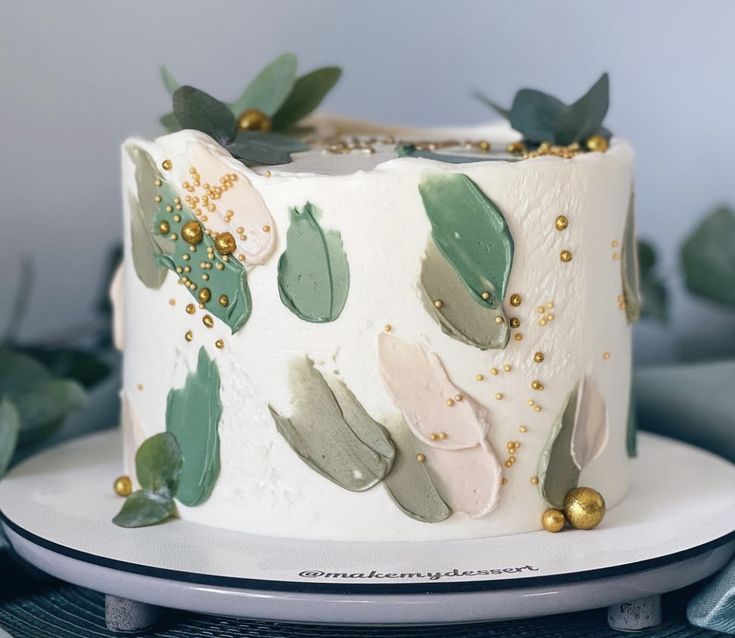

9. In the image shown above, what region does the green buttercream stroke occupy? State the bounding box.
[418,173,513,310]
[383,416,451,523]
[538,387,580,508]
[277,202,349,323]
[621,191,641,323]
[126,147,171,289]
[166,347,222,507]
[420,242,509,350]
[150,180,252,334]
[269,357,394,492]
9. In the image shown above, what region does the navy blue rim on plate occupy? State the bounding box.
[2,511,734,596]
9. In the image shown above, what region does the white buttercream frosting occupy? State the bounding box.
[119,122,634,541]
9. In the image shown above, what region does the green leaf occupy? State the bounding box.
[234,131,309,152]
[113,490,175,528]
[418,173,514,309]
[229,53,298,117]
[227,135,293,166]
[272,66,342,130]
[13,379,87,446]
[160,111,179,133]
[0,399,20,478]
[15,346,111,389]
[681,206,735,307]
[553,73,609,145]
[0,347,51,394]
[160,66,180,96]
[472,91,511,121]
[638,240,669,322]
[277,202,350,322]
[166,348,221,506]
[510,89,566,143]
[173,86,237,144]
[135,432,182,498]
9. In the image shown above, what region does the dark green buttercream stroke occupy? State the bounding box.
[269,357,394,492]
[420,242,509,350]
[418,173,514,310]
[151,183,252,334]
[621,191,641,324]
[538,387,580,508]
[166,347,222,507]
[383,416,451,523]
[277,202,349,323]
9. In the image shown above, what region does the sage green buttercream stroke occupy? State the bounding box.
[269,357,394,492]
[383,416,451,523]
[166,347,222,507]
[418,173,513,309]
[277,202,349,323]
[621,191,642,323]
[150,180,252,334]
[126,147,171,288]
[538,387,580,508]
[420,243,509,350]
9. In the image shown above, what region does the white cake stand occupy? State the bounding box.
[0,430,733,634]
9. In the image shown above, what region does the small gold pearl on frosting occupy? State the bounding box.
[586,135,609,153]
[510,293,522,306]
[186,303,196,315]
[531,380,544,391]
[481,291,491,300]
[490,368,499,376]
[495,316,504,324]
[215,339,225,350]
[416,453,426,463]
[603,351,611,360]
[555,215,569,231]
[476,374,485,381]
[433,299,444,309]
[446,398,455,407]
[530,476,539,485]
[184,330,193,342]
[495,393,504,400]
[519,425,528,433]
[198,288,211,303]
[503,364,512,372]
[534,352,545,363]
[510,317,521,328]
[560,250,573,263]
[429,433,439,441]
[202,315,214,328]
[384,324,392,332]
[161,159,172,170]
[514,333,524,341]
[454,394,463,402]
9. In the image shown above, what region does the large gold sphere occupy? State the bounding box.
[114,475,133,497]
[215,232,237,256]
[585,134,609,153]
[541,508,565,533]
[563,487,606,530]
[238,109,272,132]
[181,220,203,245]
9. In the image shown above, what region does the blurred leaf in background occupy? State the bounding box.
[0,243,122,478]
[638,239,669,322]
[681,206,735,308]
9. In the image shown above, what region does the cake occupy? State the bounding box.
[111,59,639,540]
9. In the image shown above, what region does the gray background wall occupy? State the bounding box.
[2,0,734,364]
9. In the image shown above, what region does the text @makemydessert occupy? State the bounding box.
[298,565,540,582]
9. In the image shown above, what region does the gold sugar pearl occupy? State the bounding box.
[564,487,606,530]
[528,399,535,406]
[510,317,521,329]
[433,299,444,309]
[490,368,499,376]
[534,405,542,413]
[502,477,508,485]
[238,108,272,132]
[454,394,463,402]
[495,316,504,324]
[514,333,524,341]
[202,315,214,328]
[519,425,528,433]
[612,252,620,260]
[510,293,522,306]
[429,433,439,441]
[154,178,162,187]
[476,374,485,381]
[438,432,448,440]
[219,294,229,307]
[384,324,392,332]
[198,288,211,303]
[534,352,545,363]
[446,398,455,407]
[538,306,546,314]
[530,476,539,485]
[181,220,204,245]
[416,453,426,463]
[168,298,176,306]
[546,302,554,309]
[542,508,566,533]
[586,135,609,153]
[154,195,163,203]
[504,459,514,468]
[531,380,544,391]
[495,393,504,400]
[184,330,193,342]
[158,221,170,234]
[503,364,512,372]
[560,250,573,263]
[603,351,611,360]
[481,291,491,300]
[185,303,196,315]
[506,141,526,154]
[611,240,619,248]
[555,215,569,231]
[161,159,172,171]
[215,339,225,350]
[113,475,133,497]
[215,232,237,256]
[263,225,271,233]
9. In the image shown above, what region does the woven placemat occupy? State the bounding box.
[0,549,727,638]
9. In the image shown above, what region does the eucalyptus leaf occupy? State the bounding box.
[173,86,237,144]
[15,345,111,389]
[160,112,179,133]
[229,52,297,117]
[553,73,609,145]
[160,66,180,96]
[113,490,175,528]
[272,66,342,130]
[0,398,20,478]
[0,347,51,393]
[227,135,294,166]
[510,89,566,143]
[472,91,510,120]
[135,432,182,498]
[681,206,735,307]
[235,130,309,152]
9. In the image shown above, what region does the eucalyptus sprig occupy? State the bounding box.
[159,53,342,166]
[113,432,183,528]
[476,73,611,147]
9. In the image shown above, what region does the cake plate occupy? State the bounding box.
[1,431,734,634]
